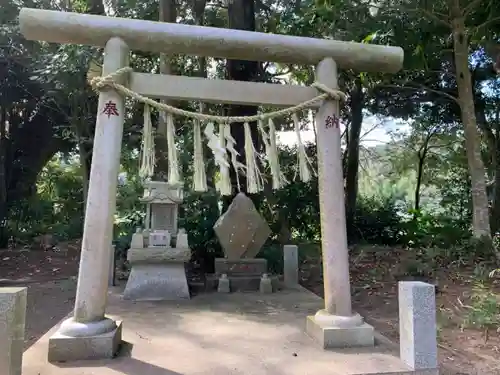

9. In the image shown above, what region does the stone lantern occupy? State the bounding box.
[123,181,191,301]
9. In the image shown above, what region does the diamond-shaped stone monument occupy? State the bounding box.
[212,192,276,292]
[214,192,271,260]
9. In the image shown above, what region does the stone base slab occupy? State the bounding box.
[48,320,122,362]
[127,247,190,264]
[306,315,375,349]
[214,258,268,277]
[123,262,190,300]
[206,274,279,292]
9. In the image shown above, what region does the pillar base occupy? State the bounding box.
[306,310,374,349]
[48,318,122,362]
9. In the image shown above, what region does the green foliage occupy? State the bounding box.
[403,210,470,249]
[8,157,84,243]
[350,195,403,245]
[179,190,222,271]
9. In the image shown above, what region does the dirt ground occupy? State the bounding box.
[302,246,500,375]
[0,241,80,349]
[1,242,499,374]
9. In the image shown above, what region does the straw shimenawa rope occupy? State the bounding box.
[89,67,347,122]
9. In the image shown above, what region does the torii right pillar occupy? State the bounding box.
[305,57,375,348]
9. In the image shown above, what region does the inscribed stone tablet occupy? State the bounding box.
[214,193,270,260]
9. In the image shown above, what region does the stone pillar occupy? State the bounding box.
[305,57,374,349]
[47,37,127,362]
[0,287,27,375]
[109,244,116,287]
[399,281,438,371]
[283,244,299,287]
[145,204,151,230]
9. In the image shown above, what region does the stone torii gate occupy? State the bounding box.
[19,8,403,361]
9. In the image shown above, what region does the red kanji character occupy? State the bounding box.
[325,114,339,129]
[102,100,119,118]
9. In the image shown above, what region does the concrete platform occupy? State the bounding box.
[22,285,436,375]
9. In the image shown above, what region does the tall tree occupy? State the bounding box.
[156,0,178,181]
[225,0,260,206]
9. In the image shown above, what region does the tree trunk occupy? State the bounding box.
[451,9,492,241]
[414,151,426,212]
[86,0,105,14]
[491,147,500,233]
[345,77,363,241]
[0,107,8,246]
[223,0,260,210]
[155,0,177,181]
[192,0,214,189]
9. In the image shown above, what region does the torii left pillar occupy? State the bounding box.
[47,37,128,362]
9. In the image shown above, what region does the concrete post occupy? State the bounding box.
[47,37,127,362]
[145,204,151,230]
[0,287,27,375]
[283,244,299,287]
[109,244,116,287]
[399,281,438,371]
[305,58,374,349]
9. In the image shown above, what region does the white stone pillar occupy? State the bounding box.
[48,37,128,362]
[305,57,374,349]
[399,281,438,370]
[0,287,27,375]
[283,244,299,287]
[145,204,151,230]
[109,244,116,287]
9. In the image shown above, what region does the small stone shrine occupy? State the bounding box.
[209,192,277,292]
[123,181,191,300]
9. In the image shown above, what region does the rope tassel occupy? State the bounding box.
[192,118,207,192]
[224,124,244,192]
[203,122,231,196]
[293,113,313,183]
[217,123,232,195]
[166,113,181,185]
[258,118,286,190]
[244,122,262,194]
[139,104,155,179]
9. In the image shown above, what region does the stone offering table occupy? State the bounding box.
[123,181,191,301]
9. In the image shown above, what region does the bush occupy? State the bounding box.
[349,195,403,245]
[402,210,470,249]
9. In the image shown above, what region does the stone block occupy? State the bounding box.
[127,247,190,264]
[399,281,438,370]
[123,263,190,300]
[213,192,270,260]
[176,229,189,248]
[259,274,273,294]
[214,258,267,277]
[130,230,144,248]
[206,274,280,292]
[217,274,230,293]
[306,316,374,349]
[0,287,27,375]
[283,244,299,286]
[48,320,122,362]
